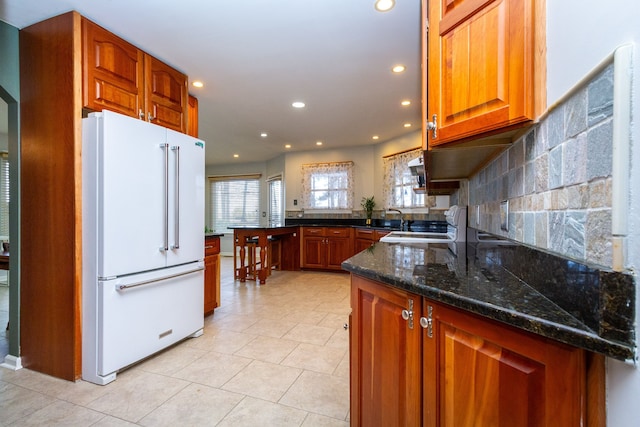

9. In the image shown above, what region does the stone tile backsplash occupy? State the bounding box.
[467,63,615,268]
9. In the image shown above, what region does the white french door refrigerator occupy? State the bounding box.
[82,110,205,385]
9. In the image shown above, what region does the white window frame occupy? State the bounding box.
[301,161,354,211]
[267,174,283,227]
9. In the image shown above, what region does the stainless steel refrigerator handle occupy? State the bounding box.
[116,266,205,291]
[171,145,180,250]
[160,143,169,252]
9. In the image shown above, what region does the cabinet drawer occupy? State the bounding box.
[304,227,326,236]
[375,230,390,240]
[205,237,220,256]
[326,227,351,238]
[355,228,376,240]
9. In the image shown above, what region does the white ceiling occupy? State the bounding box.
[0,0,422,166]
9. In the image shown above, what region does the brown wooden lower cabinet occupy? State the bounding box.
[353,228,390,254]
[300,227,353,270]
[350,274,593,427]
[204,236,220,315]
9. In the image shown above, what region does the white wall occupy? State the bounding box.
[281,130,447,212]
[547,2,640,425]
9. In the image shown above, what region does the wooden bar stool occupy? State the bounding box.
[234,233,260,281]
[245,237,261,281]
[267,236,281,275]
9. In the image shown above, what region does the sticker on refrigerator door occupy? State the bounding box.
[195,142,204,149]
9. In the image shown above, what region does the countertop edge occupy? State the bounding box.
[342,256,635,362]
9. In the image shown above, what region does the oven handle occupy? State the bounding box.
[116,266,204,291]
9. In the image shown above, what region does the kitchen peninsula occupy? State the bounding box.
[343,232,635,425]
[231,220,449,284]
[231,226,300,284]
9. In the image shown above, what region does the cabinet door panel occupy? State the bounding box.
[354,238,373,253]
[351,276,421,426]
[204,253,219,315]
[428,0,535,146]
[83,19,144,117]
[424,301,585,427]
[326,237,352,270]
[145,55,188,133]
[439,325,544,427]
[187,94,199,138]
[302,236,324,268]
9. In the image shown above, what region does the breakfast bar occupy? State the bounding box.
[231,226,300,284]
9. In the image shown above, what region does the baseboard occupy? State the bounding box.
[1,354,23,371]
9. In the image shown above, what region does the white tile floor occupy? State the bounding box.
[0,257,351,426]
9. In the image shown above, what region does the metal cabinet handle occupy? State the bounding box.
[147,111,155,122]
[420,305,434,338]
[402,299,414,329]
[426,114,438,139]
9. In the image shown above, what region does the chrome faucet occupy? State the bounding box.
[388,208,404,231]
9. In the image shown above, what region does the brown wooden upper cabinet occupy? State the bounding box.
[83,19,188,133]
[424,0,545,147]
[187,95,199,138]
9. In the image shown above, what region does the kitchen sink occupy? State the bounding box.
[379,231,451,243]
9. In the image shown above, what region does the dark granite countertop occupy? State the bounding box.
[342,233,636,361]
[205,233,224,238]
[227,226,299,230]
[285,218,447,233]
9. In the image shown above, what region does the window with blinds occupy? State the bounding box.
[210,174,261,233]
[268,175,283,227]
[0,153,8,238]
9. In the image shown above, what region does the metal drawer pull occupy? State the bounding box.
[116,266,204,291]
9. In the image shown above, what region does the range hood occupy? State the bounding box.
[408,156,426,188]
[409,152,459,195]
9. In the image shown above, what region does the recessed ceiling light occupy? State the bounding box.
[316,141,323,146]
[285,144,292,149]
[401,100,411,106]
[233,154,239,158]
[403,123,412,128]
[260,132,268,138]
[192,81,204,88]
[372,135,380,140]
[292,101,306,108]
[374,0,395,12]
[392,65,406,73]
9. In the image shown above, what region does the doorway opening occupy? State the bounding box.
[0,96,9,361]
